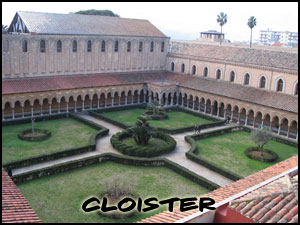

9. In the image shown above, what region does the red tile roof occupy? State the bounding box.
[2,72,298,113]
[137,155,298,223]
[2,168,41,223]
[230,173,298,223]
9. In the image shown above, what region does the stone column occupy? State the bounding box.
[125,95,128,105]
[90,100,92,109]
[2,111,4,121]
[22,107,24,118]
[204,104,206,113]
[119,96,121,105]
[211,105,214,115]
[82,101,84,111]
[75,101,77,112]
[144,94,146,103]
[261,121,264,129]
[66,102,69,113]
[58,103,61,113]
[245,116,248,125]
[111,98,113,107]
[41,105,43,115]
[31,106,34,117]
[12,108,15,119]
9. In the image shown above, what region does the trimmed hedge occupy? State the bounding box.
[245,147,278,162]
[18,128,51,141]
[3,113,109,170]
[10,153,220,191]
[111,130,176,157]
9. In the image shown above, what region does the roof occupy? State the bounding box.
[230,173,298,223]
[200,30,223,35]
[2,168,41,223]
[137,155,298,223]
[11,11,167,37]
[2,72,298,113]
[169,41,298,73]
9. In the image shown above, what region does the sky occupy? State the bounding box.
[2,2,298,42]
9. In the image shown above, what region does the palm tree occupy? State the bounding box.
[2,25,8,33]
[217,12,227,46]
[248,16,257,48]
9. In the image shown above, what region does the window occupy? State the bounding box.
[216,69,221,79]
[276,79,284,92]
[139,41,143,52]
[171,62,175,71]
[203,67,208,77]
[294,83,298,95]
[114,40,118,52]
[244,73,250,85]
[259,76,266,88]
[181,63,185,73]
[161,41,164,52]
[40,40,45,53]
[229,71,235,82]
[150,41,154,52]
[101,40,105,52]
[57,40,62,52]
[127,41,131,52]
[192,65,196,75]
[87,40,92,52]
[22,40,27,52]
[72,40,77,52]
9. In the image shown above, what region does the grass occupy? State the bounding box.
[17,161,209,223]
[101,109,213,129]
[195,130,298,177]
[2,118,98,164]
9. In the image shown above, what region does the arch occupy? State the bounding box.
[194,96,200,110]
[133,90,139,104]
[87,40,92,52]
[188,95,193,109]
[4,102,12,119]
[289,120,298,139]
[275,78,285,92]
[178,93,183,106]
[60,97,67,112]
[229,70,235,82]
[243,73,250,85]
[40,40,46,53]
[113,92,120,106]
[191,65,196,75]
[199,97,205,112]
[239,108,247,125]
[106,93,113,107]
[205,99,211,114]
[258,75,267,88]
[262,114,271,129]
[14,101,22,118]
[140,90,145,103]
[33,99,41,115]
[22,40,28,52]
[101,40,105,52]
[254,111,263,128]
[120,91,126,105]
[127,41,131,52]
[57,40,62,52]
[216,68,222,80]
[173,92,178,105]
[218,102,225,118]
[68,96,75,112]
[24,100,31,117]
[247,110,254,126]
[181,63,185,73]
[92,94,98,108]
[84,94,91,109]
[232,106,239,123]
[76,95,83,111]
[293,81,298,95]
[212,100,218,116]
[271,116,280,133]
[150,41,154,52]
[171,62,175,72]
[114,40,119,52]
[127,90,133,104]
[183,93,188,107]
[225,104,232,119]
[99,93,106,107]
[280,118,289,136]
[72,40,77,52]
[203,67,209,77]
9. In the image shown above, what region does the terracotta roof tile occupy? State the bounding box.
[2,168,41,223]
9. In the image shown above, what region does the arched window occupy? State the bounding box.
[101,40,105,52]
[161,41,164,52]
[181,63,185,73]
[244,73,250,85]
[216,69,221,79]
[57,40,62,52]
[127,41,131,52]
[276,79,284,92]
[72,40,77,52]
[259,76,266,88]
[40,40,45,53]
[87,40,92,52]
[229,71,235,82]
[114,40,119,52]
[150,41,154,52]
[192,65,196,75]
[171,62,175,72]
[203,67,208,77]
[139,41,143,52]
[294,82,298,95]
[22,40,27,52]
[3,40,9,53]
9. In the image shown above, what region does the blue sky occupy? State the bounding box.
[2,2,298,42]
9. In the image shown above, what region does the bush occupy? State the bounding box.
[245,147,278,162]
[18,128,51,141]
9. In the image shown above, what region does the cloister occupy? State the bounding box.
[2,86,298,140]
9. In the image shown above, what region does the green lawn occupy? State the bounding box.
[2,118,98,164]
[101,109,213,129]
[195,130,298,177]
[17,161,209,223]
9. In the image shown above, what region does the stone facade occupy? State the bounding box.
[2,33,169,79]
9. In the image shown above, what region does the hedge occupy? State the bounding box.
[17,128,51,141]
[244,147,278,162]
[10,153,220,191]
[3,113,109,170]
[111,130,177,157]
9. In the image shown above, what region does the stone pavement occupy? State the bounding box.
[12,113,235,187]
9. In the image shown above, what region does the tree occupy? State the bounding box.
[73,9,120,17]
[128,115,153,146]
[217,12,227,46]
[248,16,257,48]
[250,128,272,157]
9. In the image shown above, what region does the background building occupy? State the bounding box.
[259,29,298,47]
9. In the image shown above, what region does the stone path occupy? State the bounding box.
[12,113,235,187]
